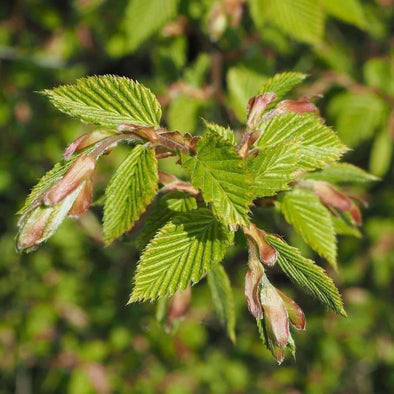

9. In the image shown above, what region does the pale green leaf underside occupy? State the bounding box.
[266,235,345,315]
[135,190,197,250]
[130,208,234,302]
[256,113,348,170]
[42,75,162,128]
[103,145,158,244]
[249,0,324,44]
[258,72,307,106]
[203,120,237,146]
[123,0,179,52]
[207,264,236,343]
[280,189,337,268]
[302,163,378,184]
[248,141,300,198]
[182,135,252,227]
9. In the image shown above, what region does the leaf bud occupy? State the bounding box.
[246,93,277,129]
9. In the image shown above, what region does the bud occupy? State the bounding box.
[275,99,319,115]
[244,224,277,266]
[277,289,306,330]
[313,181,362,226]
[246,93,277,129]
[44,154,96,207]
[245,254,264,319]
[167,285,192,325]
[63,130,114,160]
[67,176,94,217]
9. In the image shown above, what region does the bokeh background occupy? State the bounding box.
[1,1,393,393]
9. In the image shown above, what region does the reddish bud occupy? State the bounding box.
[44,154,96,206]
[349,204,362,226]
[244,224,277,266]
[63,130,114,160]
[245,255,264,319]
[167,285,192,324]
[246,93,277,129]
[260,276,290,349]
[276,99,319,115]
[277,289,306,330]
[67,176,94,217]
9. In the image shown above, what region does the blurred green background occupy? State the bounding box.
[1,1,393,393]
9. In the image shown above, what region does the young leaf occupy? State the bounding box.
[332,214,362,238]
[258,72,307,107]
[42,75,162,128]
[247,141,300,198]
[266,235,345,315]
[207,264,236,343]
[280,189,337,268]
[249,0,324,45]
[302,163,379,184]
[135,190,197,250]
[130,208,234,302]
[203,120,237,146]
[182,134,252,227]
[103,145,158,244]
[255,113,348,170]
[322,0,366,29]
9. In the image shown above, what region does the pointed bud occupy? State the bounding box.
[313,181,362,226]
[260,276,290,348]
[246,93,277,129]
[44,154,96,206]
[276,99,319,115]
[277,289,306,330]
[245,254,264,319]
[244,224,277,266]
[167,285,192,324]
[67,176,93,217]
[63,130,114,160]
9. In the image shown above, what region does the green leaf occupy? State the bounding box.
[130,208,233,301]
[247,141,300,198]
[327,91,387,147]
[103,145,158,244]
[203,120,237,146]
[302,163,378,184]
[249,0,324,45]
[182,135,252,227]
[266,235,345,315]
[332,213,362,238]
[280,189,337,268]
[369,126,393,178]
[256,113,348,170]
[322,0,366,29]
[42,75,162,128]
[184,54,211,88]
[123,0,179,52]
[258,72,307,106]
[135,190,197,250]
[227,66,267,122]
[207,264,236,343]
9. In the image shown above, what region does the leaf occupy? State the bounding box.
[327,91,387,147]
[184,54,211,88]
[322,0,366,29]
[42,75,162,128]
[266,235,345,315]
[129,208,234,301]
[302,163,378,184]
[227,66,267,122]
[256,113,348,170]
[103,145,158,244]
[247,141,300,198]
[182,135,252,227]
[207,264,236,343]
[258,72,307,107]
[280,189,337,268]
[135,190,197,250]
[369,126,393,178]
[203,120,237,146]
[249,0,324,45]
[332,214,362,238]
[123,0,179,52]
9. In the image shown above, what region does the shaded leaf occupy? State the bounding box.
[203,120,237,146]
[280,189,337,268]
[130,208,233,301]
[103,145,158,244]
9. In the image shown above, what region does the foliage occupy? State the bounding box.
[1,0,393,392]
